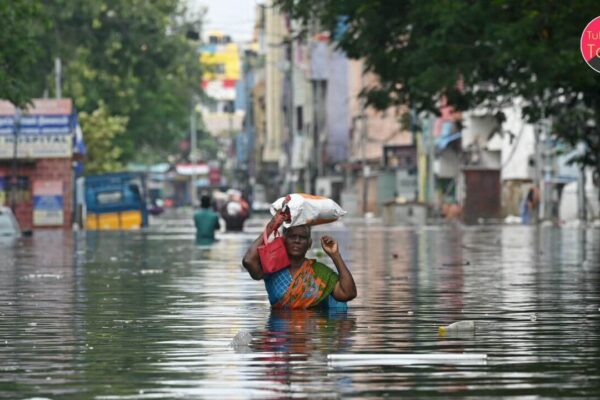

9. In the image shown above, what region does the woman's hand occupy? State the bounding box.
[323,235,357,301]
[320,235,338,256]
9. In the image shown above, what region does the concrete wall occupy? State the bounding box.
[355,175,379,214]
[501,103,535,181]
[462,114,497,149]
[0,158,73,229]
[326,49,349,163]
[347,60,412,163]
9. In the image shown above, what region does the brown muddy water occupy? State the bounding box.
[1,220,599,399]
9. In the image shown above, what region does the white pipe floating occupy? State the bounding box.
[327,353,487,366]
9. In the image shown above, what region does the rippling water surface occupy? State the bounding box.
[1,219,599,399]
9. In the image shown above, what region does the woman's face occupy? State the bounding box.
[284,226,312,258]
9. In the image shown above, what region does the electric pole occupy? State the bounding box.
[190,97,198,206]
[360,70,369,215]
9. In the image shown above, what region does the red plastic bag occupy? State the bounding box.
[258,228,290,274]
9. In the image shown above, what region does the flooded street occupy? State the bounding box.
[1,218,599,399]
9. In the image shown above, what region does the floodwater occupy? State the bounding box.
[1,218,599,399]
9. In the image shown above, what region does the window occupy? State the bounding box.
[96,191,122,205]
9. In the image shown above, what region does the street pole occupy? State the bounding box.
[243,57,253,198]
[185,12,203,207]
[421,114,436,208]
[534,120,543,223]
[10,107,21,213]
[539,117,554,222]
[415,113,431,206]
[314,81,321,191]
[359,70,368,215]
[287,32,295,194]
[228,108,233,186]
[578,165,587,222]
[315,80,326,178]
[190,98,197,206]
[55,57,62,98]
[537,103,557,223]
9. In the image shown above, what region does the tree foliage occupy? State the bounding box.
[0,0,49,107]
[48,1,202,160]
[279,0,600,175]
[0,0,203,165]
[78,102,127,174]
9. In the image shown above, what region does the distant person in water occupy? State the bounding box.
[521,186,540,225]
[242,211,357,309]
[194,195,220,245]
[220,189,250,231]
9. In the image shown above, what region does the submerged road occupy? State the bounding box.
[1,216,599,399]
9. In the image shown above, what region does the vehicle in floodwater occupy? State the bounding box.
[84,172,148,230]
[0,206,20,237]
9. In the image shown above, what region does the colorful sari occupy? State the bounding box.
[264,259,346,309]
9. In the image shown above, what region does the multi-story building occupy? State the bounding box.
[196,31,245,194]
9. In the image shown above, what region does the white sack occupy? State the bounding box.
[270,193,346,228]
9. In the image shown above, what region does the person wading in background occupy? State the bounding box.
[194,195,221,245]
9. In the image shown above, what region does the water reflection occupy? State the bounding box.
[0,223,598,399]
[260,308,355,354]
[0,231,77,398]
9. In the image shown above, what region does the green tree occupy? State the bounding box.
[2,0,203,162]
[39,0,203,161]
[79,102,128,174]
[0,0,49,106]
[279,0,600,181]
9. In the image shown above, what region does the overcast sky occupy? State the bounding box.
[187,0,259,43]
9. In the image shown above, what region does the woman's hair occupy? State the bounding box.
[282,224,311,237]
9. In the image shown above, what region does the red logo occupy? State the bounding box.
[581,16,600,73]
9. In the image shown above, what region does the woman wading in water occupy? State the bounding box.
[242,212,357,309]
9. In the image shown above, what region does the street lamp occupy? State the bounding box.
[185,15,204,206]
[10,107,21,213]
[190,96,199,206]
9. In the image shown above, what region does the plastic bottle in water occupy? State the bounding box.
[438,320,475,336]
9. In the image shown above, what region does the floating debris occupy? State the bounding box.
[529,313,537,322]
[438,320,475,336]
[140,269,164,275]
[328,353,487,366]
[230,330,252,347]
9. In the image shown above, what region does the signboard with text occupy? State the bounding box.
[33,180,64,226]
[0,99,75,159]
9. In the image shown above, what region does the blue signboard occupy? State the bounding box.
[33,180,64,226]
[0,99,83,159]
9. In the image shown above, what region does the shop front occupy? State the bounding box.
[0,99,84,230]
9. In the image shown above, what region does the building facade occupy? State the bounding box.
[0,99,84,229]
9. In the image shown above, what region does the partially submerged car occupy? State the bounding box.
[0,206,20,237]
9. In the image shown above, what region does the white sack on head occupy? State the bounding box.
[270,193,347,228]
